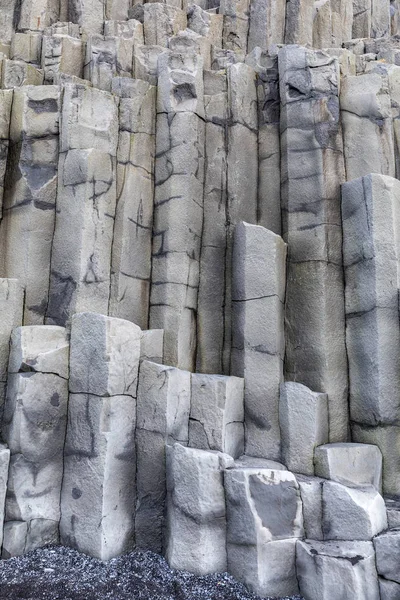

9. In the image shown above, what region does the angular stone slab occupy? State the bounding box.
[231,221,286,460]
[374,529,400,584]
[140,329,164,364]
[9,326,69,379]
[136,360,191,552]
[225,467,303,597]
[379,578,400,600]
[279,382,328,475]
[189,373,244,458]
[1,521,28,559]
[296,475,324,541]
[248,0,286,52]
[385,497,400,529]
[165,443,232,575]
[60,393,136,560]
[70,312,141,398]
[296,540,380,600]
[322,481,387,541]
[314,443,382,491]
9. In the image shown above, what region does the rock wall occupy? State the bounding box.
[1,1,400,599]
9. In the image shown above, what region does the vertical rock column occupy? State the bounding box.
[2,326,69,556]
[109,78,156,329]
[46,84,119,326]
[60,312,141,560]
[231,221,286,460]
[135,360,190,552]
[197,70,228,374]
[0,280,23,435]
[279,45,348,443]
[0,90,12,217]
[0,85,61,325]
[342,174,400,495]
[149,49,205,371]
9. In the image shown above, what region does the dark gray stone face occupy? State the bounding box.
[249,473,299,538]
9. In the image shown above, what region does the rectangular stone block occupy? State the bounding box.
[1,59,44,88]
[60,393,136,560]
[67,0,106,34]
[189,373,244,458]
[10,32,42,65]
[133,45,165,85]
[225,467,303,597]
[279,382,329,475]
[248,0,286,52]
[342,174,400,425]
[296,475,324,541]
[84,35,133,92]
[220,0,250,60]
[165,444,232,575]
[279,45,348,444]
[136,360,190,552]
[313,0,353,48]
[70,312,141,398]
[285,0,314,45]
[108,78,156,328]
[143,4,187,47]
[296,540,380,600]
[315,443,382,491]
[379,578,400,600]
[41,34,84,83]
[0,86,60,325]
[375,529,400,584]
[140,329,164,364]
[231,221,286,461]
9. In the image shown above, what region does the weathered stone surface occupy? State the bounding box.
[225,467,302,597]
[285,0,314,45]
[0,85,60,325]
[342,174,400,425]
[46,85,118,326]
[313,0,353,48]
[0,443,10,550]
[231,221,286,460]
[140,329,164,364]
[41,34,84,83]
[143,4,187,47]
[136,360,190,552]
[279,382,329,475]
[187,5,223,48]
[150,49,205,371]
[1,521,28,558]
[60,393,136,560]
[70,312,141,398]
[108,78,156,328]
[322,481,387,540]
[315,443,383,491]
[341,73,395,181]
[189,373,244,458]
[84,35,133,92]
[296,475,324,540]
[9,325,69,379]
[220,0,250,60]
[296,540,380,600]
[165,443,232,575]
[386,496,400,529]
[280,45,348,444]
[380,578,400,600]
[0,90,13,218]
[233,455,287,470]
[247,0,286,52]
[133,44,165,85]
[374,529,400,584]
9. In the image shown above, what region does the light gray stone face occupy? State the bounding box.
[379,578,400,600]
[189,373,244,458]
[140,329,164,364]
[296,475,324,540]
[314,443,383,491]
[280,382,329,475]
[0,85,60,325]
[84,35,134,92]
[1,521,28,558]
[296,540,380,600]
[41,34,84,84]
[136,360,190,552]
[70,312,141,398]
[231,221,286,461]
[0,444,10,550]
[374,529,400,584]
[165,443,232,575]
[342,174,400,426]
[225,467,303,598]
[60,393,136,560]
[247,0,286,52]
[108,78,156,329]
[322,481,387,540]
[285,0,314,45]
[3,325,69,552]
[46,84,119,326]
[143,4,187,47]
[386,497,400,529]
[220,0,250,60]
[279,45,348,444]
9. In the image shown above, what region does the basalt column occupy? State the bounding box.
[279,45,348,443]
[46,84,119,326]
[108,77,156,329]
[149,48,205,371]
[342,174,400,495]
[0,85,61,325]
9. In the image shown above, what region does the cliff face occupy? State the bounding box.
[0,1,399,599]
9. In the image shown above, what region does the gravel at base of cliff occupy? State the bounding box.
[0,546,304,600]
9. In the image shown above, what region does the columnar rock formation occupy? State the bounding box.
[1,2,400,600]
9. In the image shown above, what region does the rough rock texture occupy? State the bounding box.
[0,3,400,599]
